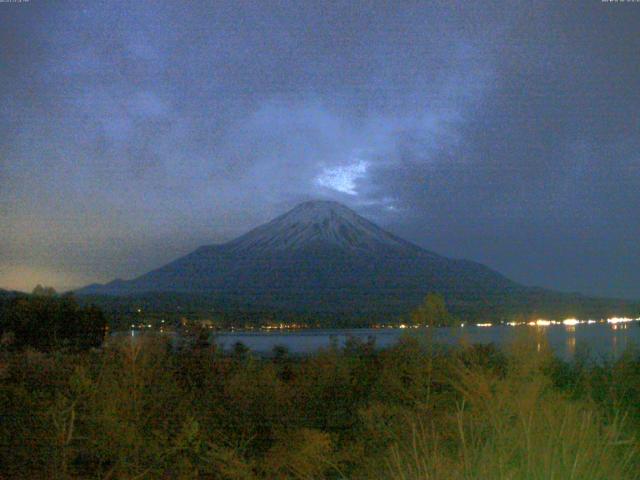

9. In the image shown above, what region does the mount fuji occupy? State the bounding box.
[76,201,635,321]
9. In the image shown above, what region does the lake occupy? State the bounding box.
[212,321,640,360]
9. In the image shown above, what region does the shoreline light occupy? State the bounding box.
[607,317,634,324]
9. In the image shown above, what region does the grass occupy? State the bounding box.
[386,333,640,480]
[1,331,640,479]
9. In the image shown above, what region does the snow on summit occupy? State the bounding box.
[225,201,411,254]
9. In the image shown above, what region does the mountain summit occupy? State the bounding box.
[224,200,416,254]
[76,201,634,321]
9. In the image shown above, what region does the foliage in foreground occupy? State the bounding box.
[0,288,106,351]
[1,332,639,479]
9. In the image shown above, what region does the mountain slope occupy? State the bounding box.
[222,201,421,254]
[76,201,637,320]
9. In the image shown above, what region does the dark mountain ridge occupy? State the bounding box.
[76,201,638,322]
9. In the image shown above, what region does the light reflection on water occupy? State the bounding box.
[212,322,640,360]
[566,334,576,357]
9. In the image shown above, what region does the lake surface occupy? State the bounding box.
[213,322,640,360]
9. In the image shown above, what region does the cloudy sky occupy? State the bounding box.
[1,0,639,298]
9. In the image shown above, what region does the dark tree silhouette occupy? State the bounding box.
[410,292,455,327]
[0,288,107,351]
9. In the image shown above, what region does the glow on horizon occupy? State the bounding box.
[0,265,98,293]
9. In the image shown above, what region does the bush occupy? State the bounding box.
[0,291,106,351]
[1,330,639,478]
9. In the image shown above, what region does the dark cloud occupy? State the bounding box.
[1,0,639,298]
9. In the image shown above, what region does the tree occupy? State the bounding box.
[0,289,107,350]
[232,341,249,360]
[32,285,57,297]
[410,292,453,327]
